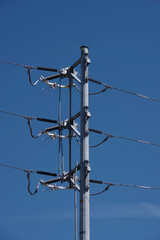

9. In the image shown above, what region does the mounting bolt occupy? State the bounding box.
[86,111,91,120]
[87,58,91,65]
[86,165,91,173]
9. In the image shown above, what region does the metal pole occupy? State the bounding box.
[69,74,73,173]
[80,46,90,240]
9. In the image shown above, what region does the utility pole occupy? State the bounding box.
[0,46,92,240]
[80,46,91,240]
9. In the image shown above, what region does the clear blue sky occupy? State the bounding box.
[0,0,160,239]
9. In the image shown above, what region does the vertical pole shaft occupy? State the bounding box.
[80,46,90,240]
[74,164,78,240]
[69,75,73,173]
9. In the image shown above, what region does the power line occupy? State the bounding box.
[1,110,160,148]
[0,59,34,68]
[1,48,160,240]
[88,78,160,103]
[0,163,58,196]
[0,59,59,87]
[89,128,160,147]
[0,59,58,72]
[0,109,59,139]
[0,110,35,119]
[0,163,57,176]
[0,109,58,123]
[90,179,160,196]
[1,163,160,195]
[2,59,159,103]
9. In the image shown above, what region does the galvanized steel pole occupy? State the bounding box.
[80,46,90,240]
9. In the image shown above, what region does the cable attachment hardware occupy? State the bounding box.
[39,76,57,89]
[86,58,91,66]
[59,67,69,78]
[44,132,57,140]
[85,111,91,120]
[84,160,91,174]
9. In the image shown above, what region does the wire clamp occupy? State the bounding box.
[86,58,91,66]
[59,67,69,78]
[86,111,91,120]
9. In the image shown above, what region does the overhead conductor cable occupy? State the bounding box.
[88,78,160,102]
[89,128,160,147]
[0,59,59,86]
[90,179,160,195]
[0,163,57,195]
[0,110,58,139]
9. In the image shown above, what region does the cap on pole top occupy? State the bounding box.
[80,45,89,50]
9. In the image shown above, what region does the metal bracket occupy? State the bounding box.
[86,58,91,66]
[59,67,69,77]
[85,111,91,120]
[70,177,80,191]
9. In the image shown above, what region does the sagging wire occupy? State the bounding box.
[70,75,108,95]
[89,85,108,95]
[0,109,59,139]
[90,179,160,196]
[0,163,57,195]
[27,171,41,195]
[88,78,160,103]
[0,59,59,86]
[27,120,69,141]
[0,59,81,93]
[27,67,41,86]
[89,128,160,147]
[89,136,109,148]
[28,67,70,88]
[27,119,41,139]
[90,185,110,196]
[73,83,108,95]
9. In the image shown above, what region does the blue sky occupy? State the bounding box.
[0,0,160,239]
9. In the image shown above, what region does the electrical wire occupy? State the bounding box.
[0,163,35,173]
[73,83,108,95]
[89,136,109,148]
[89,86,108,95]
[0,59,59,87]
[3,108,157,148]
[0,110,35,120]
[0,59,58,72]
[0,109,58,123]
[27,172,41,195]
[0,163,58,195]
[0,163,57,176]
[88,78,160,103]
[0,59,36,68]
[89,128,160,147]
[0,109,58,139]
[27,119,41,138]
[90,179,160,195]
